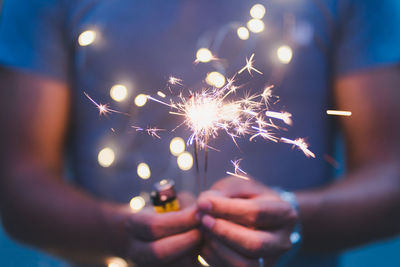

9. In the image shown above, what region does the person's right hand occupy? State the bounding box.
[124,194,201,266]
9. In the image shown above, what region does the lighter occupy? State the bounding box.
[151,179,180,213]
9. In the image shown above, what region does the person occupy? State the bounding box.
[0,0,399,266]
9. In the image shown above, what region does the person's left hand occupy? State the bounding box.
[197,177,298,267]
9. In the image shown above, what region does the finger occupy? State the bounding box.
[201,215,291,258]
[129,229,201,265]
[198,193,296,228]
[210,177,270,198]
[128,205,199,241]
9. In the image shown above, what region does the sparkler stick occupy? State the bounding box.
[193,139,201,193]
[203,135,209,189]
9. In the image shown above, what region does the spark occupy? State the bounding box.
[280,137,315,158]
[84,92,127,116]
[168,76,183,86]
[146,127,165,139]
[131,125,165,139]
[157,91,166,98]
[262,85,274,106]
[250,126,279,142]
[226,171,250,180]
[238,53,263,76]
[326,110,352,116]
[231,159,247,175]
[265,111,293,125]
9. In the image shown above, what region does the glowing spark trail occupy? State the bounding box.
[168,76,183,86]
[280,137,316,158]
[326,110,352,116]
[157,91,167,98]
[265,111,293,125]
[262,85,274,106]
[226,159,249,180]
[131,126,165,139]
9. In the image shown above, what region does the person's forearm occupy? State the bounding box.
[0,157,130,264]
[296,159,400,251]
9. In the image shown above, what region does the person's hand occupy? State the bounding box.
[197,177,298,267]
[124,193,201,266]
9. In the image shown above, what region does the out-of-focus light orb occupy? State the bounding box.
[78,30,96,46]
[170,137,185,156]
[177,152,193,171]
[134,94,147,107]
[196,48,213,63]
[250,4,266,19]
[247,19,265,33]
[137,162,151,179]
[206,71,225,88]
[277,45,293,64]
[237,27,250,40]
[198,255,210,266]
[98,147,115,167]
[130,196,145,212]
[107,257,128,267]
[110,84,127,102]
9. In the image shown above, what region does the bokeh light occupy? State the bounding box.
[110,84,127,102]
[137,162,151,179]
[198,255,210,266]
[277,45,293,64]
[78,30,96,46]
[247,19,265,33]
[170,137,185,156]
[107,257,128,267]
[250,4,266,19]
[98,147,115,167]
[134,94,147,107]
[130,196,145,212]
[196,48,213,63]
[237,27,250,40]
[206,71,225,88]
[177,152,193,171]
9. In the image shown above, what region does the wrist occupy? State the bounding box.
[100,202,132,258]
[272,188,302,263]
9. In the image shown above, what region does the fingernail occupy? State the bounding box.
[198,199,213,212]
[201,215,215,229]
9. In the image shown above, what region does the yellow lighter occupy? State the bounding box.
[151,179,180,213]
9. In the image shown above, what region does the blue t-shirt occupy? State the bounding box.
[1,0,400,266]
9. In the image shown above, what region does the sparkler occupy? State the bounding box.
[146,54,315,189]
